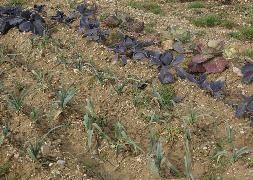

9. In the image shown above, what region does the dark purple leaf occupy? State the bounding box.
[51,11,66,22]
[76,4,87,14]
[176,67,188,79]
[21,10,32,19]
[8,17,24,26]
[198,74,207,85]
[160,51,173,65]
[209,80,225,98]
[247,101,253,113]
[192,54,211,64]
[51,10,77,24]
[148,51,162,65]
[176,67,201,84]
[188,61,206,73]
[80,16,90,29]
[241,63,253,84]
[203,57,229,73]
[158,66,174,84]
[80,16,99,29]
[147,51,160,59]
[31,13,45,22]
[210,80,225,92]
[65,12,78,24]
[19,21,32,32]
[121,55,127,65]
[0,6,22,16]
[0,18,11,34]
[236,102,247,118]
[31,19,45,35]
[123,36,136,47]
[172,54,184,66]
[133,51,146,60]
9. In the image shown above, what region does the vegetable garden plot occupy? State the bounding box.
[0,1,252,127]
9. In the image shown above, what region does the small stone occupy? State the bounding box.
[57,160,65,168]
[14,153,19,159]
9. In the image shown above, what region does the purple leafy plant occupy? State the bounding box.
[241,63,253,84]
[189,41,229,74]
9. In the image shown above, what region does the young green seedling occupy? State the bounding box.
[31,70,50,90]
[146,111,162,124]
[231,147,250,163]
[7,89,27,113]
[57,87,76,111]
[148,129,180,177]
[113,81,127,95]
[30,107,41,124]
[83,98,110,149]
[226,125,233,143]
[183,119,194,180]
[114,121,143,154]
[83,63,116,84]
[213,150,228,164]
[27,125,64,161]
[0,125,9,146]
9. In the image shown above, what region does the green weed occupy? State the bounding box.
[229,26,253,40]
[145,22,156,34]
[244,49,253,57]
[132,89,151,108]
[240,26,253,40]
[9,0,25,5]
[222,20,235,29]
[192,15,222,27]
[0,163,10,177]
[189,2,205,9]
[128,1,163,15]
[153,85,175,109]
[247,157,253,167]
